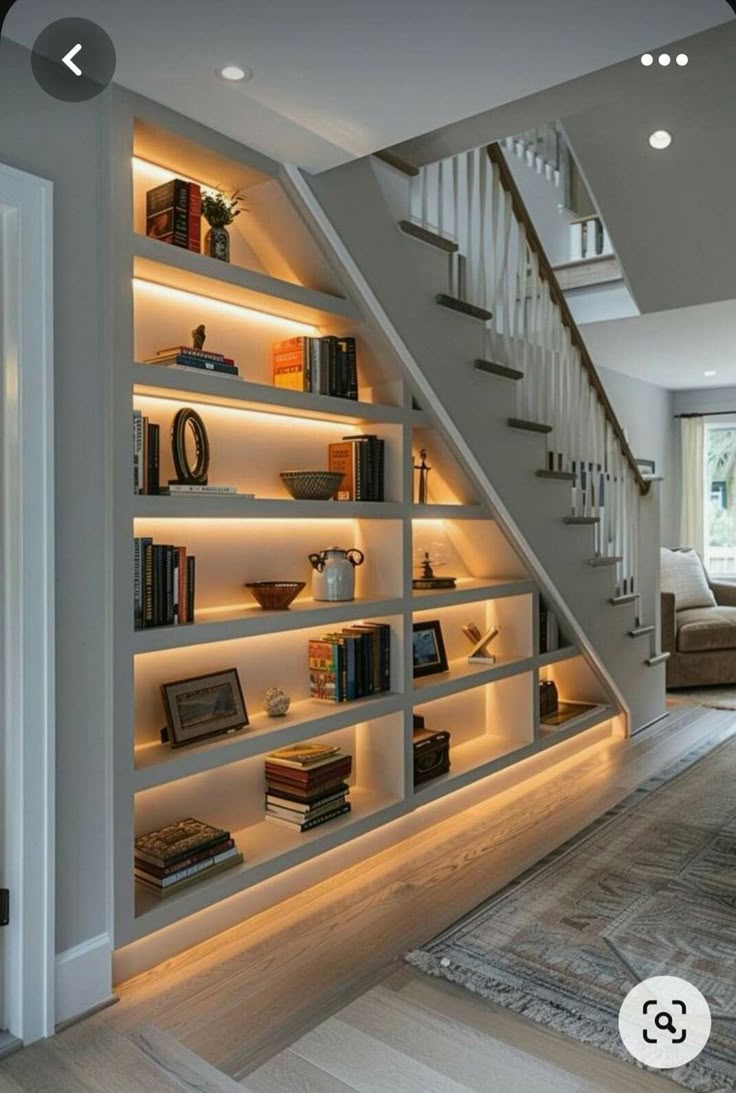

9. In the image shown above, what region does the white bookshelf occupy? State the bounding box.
[110,96,619,956]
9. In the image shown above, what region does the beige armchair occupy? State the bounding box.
[662,578,736,688]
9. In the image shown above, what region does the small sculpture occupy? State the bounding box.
[413,448,432,504]
[192,324,207,351]
[462,623,500,664]
[264,687,291,717]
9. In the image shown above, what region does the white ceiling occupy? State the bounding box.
[580,298,736,390]
[5,0,732,171]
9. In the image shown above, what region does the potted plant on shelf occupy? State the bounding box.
[201,187,246,263]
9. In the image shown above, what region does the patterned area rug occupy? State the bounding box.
[667,686,736,711]
[406,724,736,1092]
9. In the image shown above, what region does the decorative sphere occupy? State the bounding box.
[264,687,291,717]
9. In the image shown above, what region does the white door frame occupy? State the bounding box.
[0,162,55,1042]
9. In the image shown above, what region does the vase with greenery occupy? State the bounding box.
[201,188,246,263]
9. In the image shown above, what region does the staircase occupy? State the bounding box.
[286,142,667,732]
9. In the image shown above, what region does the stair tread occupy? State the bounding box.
[398,220,458,253]
[537,469,576,482]
[647,652,671,666]
[436,294,493,322]
[563,516,599,525]
[474,359,523,381]
[374,150,419,176]
[630,625,655,637]
[508,418,553,434]
[588,555,622,566]
[610,594,638,605]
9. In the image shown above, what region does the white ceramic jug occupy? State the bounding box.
[309,546,365,602]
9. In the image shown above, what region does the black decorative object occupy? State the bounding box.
[412,551,457,591]
[413,448,432,504]
[539,679,559,718]
[170,408,210,485]
[192,324,207,350]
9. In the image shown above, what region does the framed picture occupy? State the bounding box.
[160,668,248,747]
[412,619,449,678]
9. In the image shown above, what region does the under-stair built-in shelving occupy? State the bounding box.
[109,92,622,977]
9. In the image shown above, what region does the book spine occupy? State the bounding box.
[176,546,187,624]
[164,544,174,625]
[173,355,238,375]
[146,422,160,495]
[264,802,351,832]
[142,415,149,495]
[133,538,142,630]
[133,410,143,493]
[135,838,235,878]
[185,556,195,623]
[187,183,201,253]
[143,541,154,627]
[339,337,358,400]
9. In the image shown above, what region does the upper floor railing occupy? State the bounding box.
[407,141,649,597]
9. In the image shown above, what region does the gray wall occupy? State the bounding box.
[673,386,736,416]
[505,151,570,268]
[0,40,109,954]
[596,365,678,546]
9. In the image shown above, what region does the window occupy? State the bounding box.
[705,423,736,577]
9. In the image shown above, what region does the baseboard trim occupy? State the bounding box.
[55,933,113,1027]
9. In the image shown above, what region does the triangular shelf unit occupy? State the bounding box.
[110,91,620,975]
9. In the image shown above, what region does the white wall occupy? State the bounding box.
[504,151,571,268]
[0,39,110,994]
[596,365,677,546]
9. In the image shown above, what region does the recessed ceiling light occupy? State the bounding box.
[649,130,672,150]
[704,370,717,377]
[219,65,252,82]
[676,53,689,67]
[658,53,671,66]
[641,53,654,66]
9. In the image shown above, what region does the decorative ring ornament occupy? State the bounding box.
[170,408,210,484]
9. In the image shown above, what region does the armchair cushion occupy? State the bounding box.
[676,604,736,653]
[711,581,736,608]
[660,548,716,610]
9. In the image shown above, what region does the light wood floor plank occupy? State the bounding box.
[385,967,682,1092]
[52,1018,190,1093]
[337,983,596,1093]
[131,1024,248,1092]
[246,1050,358,1093]
[0,1038,101,1093]
[292,1017,474,1093]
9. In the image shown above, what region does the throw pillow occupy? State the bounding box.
[660,548,716,610]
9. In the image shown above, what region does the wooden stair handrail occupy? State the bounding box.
[487,143,650,497]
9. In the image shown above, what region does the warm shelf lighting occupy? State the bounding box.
[134,394,355,431]
[133,279,319,335]
[132,156,215,194]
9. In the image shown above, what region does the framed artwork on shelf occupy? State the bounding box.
[412,619,449,678]
[160,668,249,747]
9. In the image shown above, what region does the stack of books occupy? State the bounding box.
[135,817,242,899]
[272,336,357,399]
[145,179,201,252]
[328,435,385,501]
[133,410,160,495]
[133,537,196,629]
[264,744,352,831]
[144,345,239,376]
[308,622,391,702]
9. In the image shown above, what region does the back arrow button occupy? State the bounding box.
[62,43,83,77]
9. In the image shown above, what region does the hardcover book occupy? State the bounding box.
[135,817,230,866]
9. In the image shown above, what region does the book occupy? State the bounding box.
[150,355,239,376]
[186,556,196,622]
[151,346,234,364]
[135,845,241,888]
[136,852,244,898]
[187,182,201,253]
[265,795,349,823]
[146,422,160,495]
[146,179,189,248]
[135,837,235,879]
[272,336,309,391]
[265,787,348,814]
[309,638,340,702]
[135,817,230,867]
[328,442,355,501]
[264,803,351,832]
[133,410,144,494]
[160,485,242,495]
[263,777,349,803]
[339,435,385,501]
[264,756,353,784]
[267,742,342,767]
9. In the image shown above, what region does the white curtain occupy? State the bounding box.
[680,417,705,555]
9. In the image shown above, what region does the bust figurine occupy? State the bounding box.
[192,324,207,351]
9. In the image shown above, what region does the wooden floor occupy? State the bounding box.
[0,705,731,1092]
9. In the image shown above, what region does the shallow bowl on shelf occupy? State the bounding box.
[244,581,306,610]
[280,470,344,501]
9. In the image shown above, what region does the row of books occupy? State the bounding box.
[135,818,242,900]
[146,179,201,252]
[133,412,160,495]
[264,743,352,832]
[539,598,561,654]
[328,435,385,502]
[144,345,239,376]
[272,336,357,400]
[309,622,391,703]
[134,537,196,629]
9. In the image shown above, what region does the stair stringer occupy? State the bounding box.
[283,158,666,733]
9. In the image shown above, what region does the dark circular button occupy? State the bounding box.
[31,18,116,102]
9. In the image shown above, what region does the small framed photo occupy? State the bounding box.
[160,669,248,748]
[412,619,449,678]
